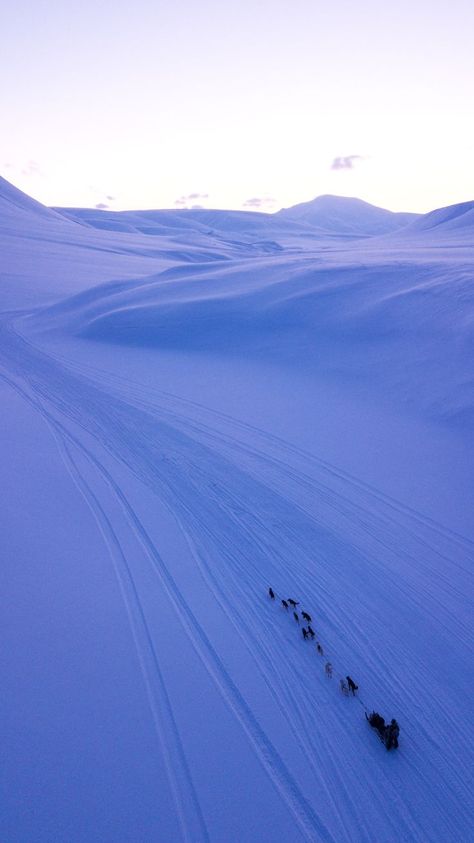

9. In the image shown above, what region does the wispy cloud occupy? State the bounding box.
[331,155,363,170]
[95,203,109,210]
[242,196,276,209]
[21,159,43,177]
[3,159,44,179]
[175,192,209,207]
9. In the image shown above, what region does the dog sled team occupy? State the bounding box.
[268,585,400,751]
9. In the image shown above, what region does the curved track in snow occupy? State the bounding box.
[1,313,473,843]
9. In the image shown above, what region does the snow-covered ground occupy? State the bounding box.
[1,176,473,842]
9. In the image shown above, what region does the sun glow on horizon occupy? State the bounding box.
[2,0,473,215]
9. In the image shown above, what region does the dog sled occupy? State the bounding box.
[366,711,399,750]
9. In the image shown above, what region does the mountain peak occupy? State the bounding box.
[277,194,418,236]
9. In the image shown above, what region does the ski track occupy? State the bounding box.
[56,437,212,843]
[0,342,335,841]
[49,418,335,842]
[1,314,473,842]
[0,370,211,843]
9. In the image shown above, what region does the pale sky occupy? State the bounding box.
[2,0,473,213]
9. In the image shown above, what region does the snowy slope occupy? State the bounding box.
[400,199,474,240]
[26,237,474,429]
[2,179,293,309]
[54,205,321,240]
[0,174,70,228]
[1,177,473,843]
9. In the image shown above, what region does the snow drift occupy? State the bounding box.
[28,227,474,430]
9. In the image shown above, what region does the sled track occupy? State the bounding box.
[1,315,473,841]
[0,371,337,842]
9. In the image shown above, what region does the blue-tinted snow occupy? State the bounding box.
[1,176,473,842]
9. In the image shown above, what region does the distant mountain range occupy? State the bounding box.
[1,174,473,242]
[52,194,418,240]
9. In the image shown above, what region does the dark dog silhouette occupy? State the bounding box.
[287,599,299,607]
[307,625,315,639]
[316,643,323,655]
[346,676,358,695]
[268,587,275,600]
[293,611,299,623]
[366,711,385,740]
[301,611,312,622]
[302,627,308,639]
[281,599,289,609]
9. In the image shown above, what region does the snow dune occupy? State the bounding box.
[28,237,474,429]
[1,176,473,842]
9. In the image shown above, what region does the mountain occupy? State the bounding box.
[55,195,420,241]
[277,194,419,236]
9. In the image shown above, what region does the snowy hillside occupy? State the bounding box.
[54,195,419,241]
[277,195,419,236]
[401,199,474,239]
[1,176,473,843]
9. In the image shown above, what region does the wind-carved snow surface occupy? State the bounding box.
[1,176,473,842]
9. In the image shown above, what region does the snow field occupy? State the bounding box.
[1,176,473,841]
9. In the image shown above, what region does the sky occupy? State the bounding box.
[2,0,473,214]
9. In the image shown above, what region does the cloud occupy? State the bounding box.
[4,159,43,178]
[89,184,116,207]
[331,155,363,170]
[21,160,42,177]
[242,196,276,209]
[174,192,209,207]
[94,193,116,209]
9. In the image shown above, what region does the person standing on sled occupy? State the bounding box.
[385,719,399,750]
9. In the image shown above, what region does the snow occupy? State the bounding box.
[404,200,474,235]
[1,176,473,842]
[277,195,419,236]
